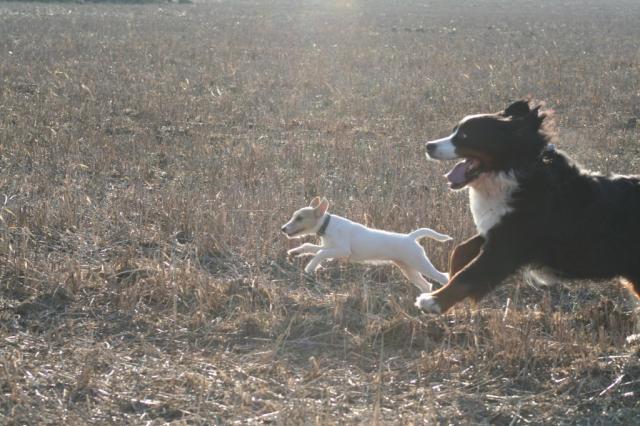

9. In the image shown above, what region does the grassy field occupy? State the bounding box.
[1,0,640,423]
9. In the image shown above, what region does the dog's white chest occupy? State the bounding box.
[469,172,518,236]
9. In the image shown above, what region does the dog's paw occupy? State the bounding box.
[304,265,320,275]
[415,293,442,314]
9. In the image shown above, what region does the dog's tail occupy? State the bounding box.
[409,228,452,242]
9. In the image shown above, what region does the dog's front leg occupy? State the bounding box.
[417,237,525,314]
[288,243,323,258]
[449,234,485,276]
[304,247,350,274]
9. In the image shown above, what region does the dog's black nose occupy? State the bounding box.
[281,226,287,233]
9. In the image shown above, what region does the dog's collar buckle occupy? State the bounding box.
[317,214,331,237]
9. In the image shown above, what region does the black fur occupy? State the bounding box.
[427,100,640,312]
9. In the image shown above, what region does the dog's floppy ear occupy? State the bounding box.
[309,197,321,208]
[502,99,531,118]
[315,197,329,217]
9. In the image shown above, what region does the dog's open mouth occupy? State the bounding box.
[445,158,483,190]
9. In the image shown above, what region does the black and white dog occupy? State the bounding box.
[417,99,640,313]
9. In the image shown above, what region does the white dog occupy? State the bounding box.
[281,197,451,292]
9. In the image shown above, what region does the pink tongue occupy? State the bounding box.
[445,160,471,187]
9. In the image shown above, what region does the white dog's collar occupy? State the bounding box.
[317,214,331,236]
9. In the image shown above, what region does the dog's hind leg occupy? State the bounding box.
[407,252,449,285]
[395,262,433,292]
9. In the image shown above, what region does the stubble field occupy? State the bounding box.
[1,0,640,423]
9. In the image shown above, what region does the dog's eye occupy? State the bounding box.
[458,132,467,139]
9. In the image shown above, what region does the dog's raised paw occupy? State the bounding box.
[415,293,442,314]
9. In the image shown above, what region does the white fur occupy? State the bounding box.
[426,133,458,160]
[460,113,486,123]
[524,267,559,287]
[285,210,451,292]
[426,115,488,161]
[469,171,519,236]
[414,293,441,313]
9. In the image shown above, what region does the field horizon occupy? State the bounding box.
[1,0,639,424]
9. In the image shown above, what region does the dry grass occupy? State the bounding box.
[1,0,640,423]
